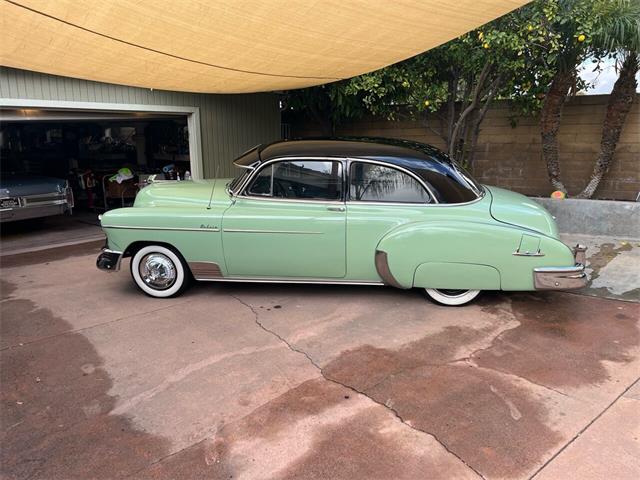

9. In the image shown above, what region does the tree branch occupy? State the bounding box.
[448,60,493,158]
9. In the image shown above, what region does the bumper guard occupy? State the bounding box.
[533,244,587,290]
[97,248,123,272]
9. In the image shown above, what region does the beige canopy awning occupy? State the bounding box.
[1,0,529,93]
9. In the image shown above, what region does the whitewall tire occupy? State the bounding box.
[130,245,189,298]
[424,289,481,306]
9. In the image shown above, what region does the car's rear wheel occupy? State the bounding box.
[130,245,189,298]
[424,289,481,306]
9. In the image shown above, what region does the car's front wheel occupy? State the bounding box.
[130,245,189,298]
[424,289,481,306]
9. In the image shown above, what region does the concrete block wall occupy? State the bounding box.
[290,94,639,201]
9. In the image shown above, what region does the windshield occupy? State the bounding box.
[227,168,252,194]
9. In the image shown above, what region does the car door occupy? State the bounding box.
[345,159,433,280]
[222,158,346,278]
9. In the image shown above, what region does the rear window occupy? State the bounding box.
[411,160,483,204]
[349,162,431,203]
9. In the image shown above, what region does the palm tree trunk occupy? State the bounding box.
[540,69,575,193]
[576,54,639,199]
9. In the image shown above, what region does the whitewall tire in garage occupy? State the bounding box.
[424,289,481,306]
[130,245,189,298]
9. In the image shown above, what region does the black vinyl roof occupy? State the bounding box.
[233,137,454,169]
[233,137,484,203]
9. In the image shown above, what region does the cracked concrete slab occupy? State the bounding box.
[534,380,640,480]
[1,245,639,479]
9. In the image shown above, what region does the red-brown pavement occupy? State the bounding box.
[1,244,638,479]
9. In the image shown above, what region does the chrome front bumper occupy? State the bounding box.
[533,244,587,290]
[96,248,123,272]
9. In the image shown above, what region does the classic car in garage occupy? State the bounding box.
[0,174,74,223]
[97,138,586,305]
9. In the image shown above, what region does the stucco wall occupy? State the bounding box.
[0,67,281,178]
[290,94,639,201]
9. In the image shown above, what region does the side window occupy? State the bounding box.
[246,160,342,200]
[349,162,431,203]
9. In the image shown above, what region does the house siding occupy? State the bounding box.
[0,67,281,178]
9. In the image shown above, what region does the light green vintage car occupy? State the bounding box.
[97,138,586,305]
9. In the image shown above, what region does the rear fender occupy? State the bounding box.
[414,262,501,290]
[376,220,575,290]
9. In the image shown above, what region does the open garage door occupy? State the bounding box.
[0,104,200,253]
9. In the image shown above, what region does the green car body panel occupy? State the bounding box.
[101,181,574,290]
[98,138,585,298]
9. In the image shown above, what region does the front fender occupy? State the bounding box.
[100,206,226,268]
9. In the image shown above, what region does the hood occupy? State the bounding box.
[487,186,559,238]
[133,179,233,208]
[0,174,67,196]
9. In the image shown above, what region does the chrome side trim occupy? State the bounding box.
[102,225,220,232]
[533,264,587,290]
[374,250,407,289]
[198,277,383,285]
[188,261,223,280]
[222,228,323,235]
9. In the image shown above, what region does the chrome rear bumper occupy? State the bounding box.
[533,244,587,290]
[96,248,123,272]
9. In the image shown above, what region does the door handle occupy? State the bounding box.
[327,206,345,212]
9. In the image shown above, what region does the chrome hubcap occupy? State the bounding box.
[139,253,177,290]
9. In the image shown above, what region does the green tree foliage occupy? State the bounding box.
[282,0,638,190]
[534,0,639,196]
[283,0,563,167]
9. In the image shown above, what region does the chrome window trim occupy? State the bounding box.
[346,200,430,207]
[233,156,347,199]
[423,190,486,207]
[234,195,345,206]
[102,225,220,232]
[223,228,323,234]
[346,158,437,204]
[247,164,274,196]
[232,155,488,207]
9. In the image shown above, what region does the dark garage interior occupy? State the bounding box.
[0,108,191,252]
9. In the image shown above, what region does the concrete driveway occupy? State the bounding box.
[1,244,639,480]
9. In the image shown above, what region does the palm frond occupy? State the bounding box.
[592,0,640,54]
